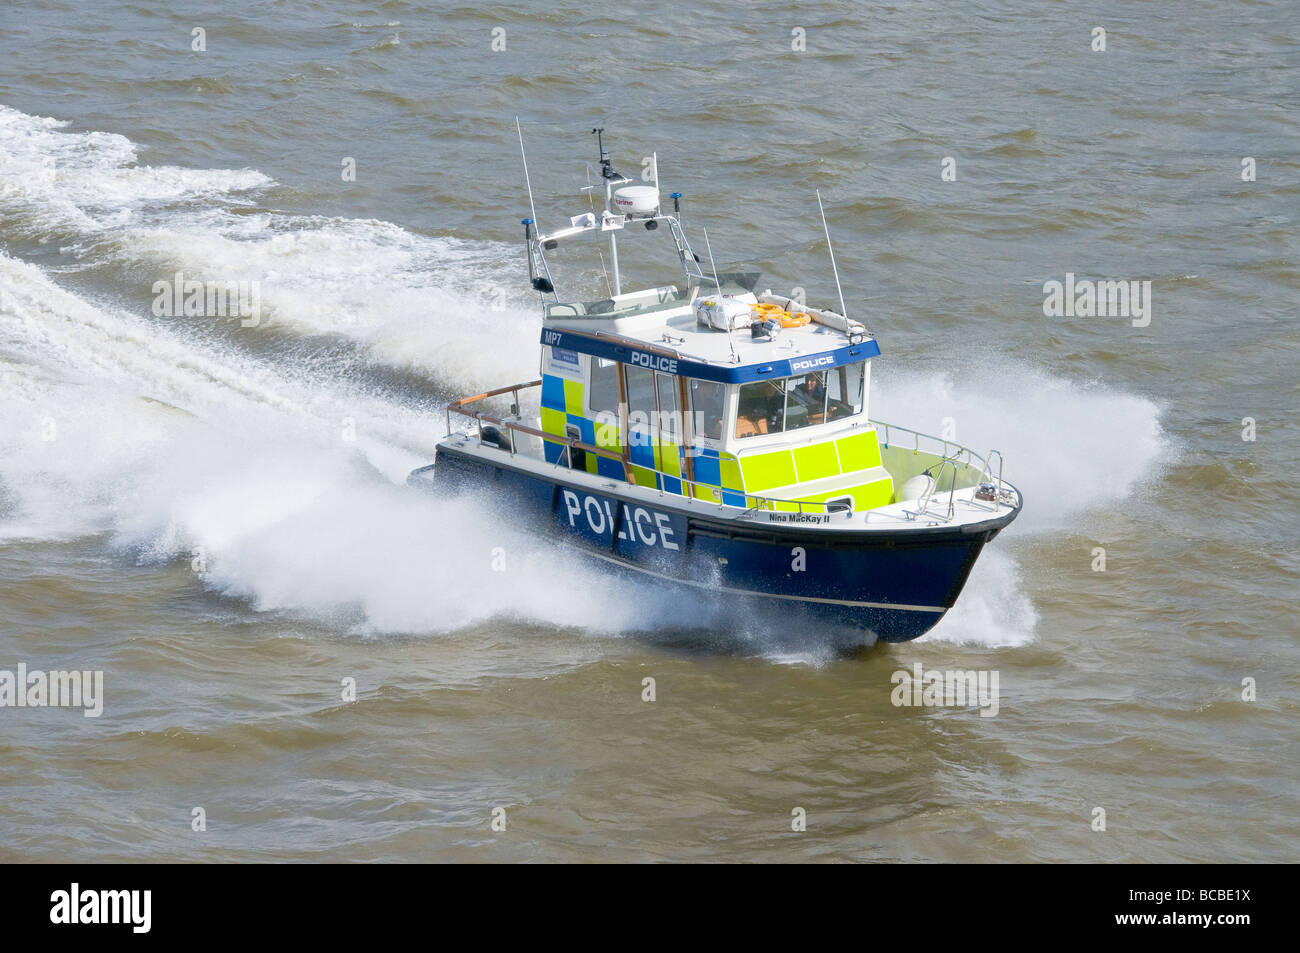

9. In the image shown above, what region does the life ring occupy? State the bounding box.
[751,302,785,320]
[779,311,812,328]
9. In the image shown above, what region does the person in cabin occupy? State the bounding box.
[791,373,826,412]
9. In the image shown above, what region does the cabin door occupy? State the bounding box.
[653,371,684,494]
[623,366,684,494]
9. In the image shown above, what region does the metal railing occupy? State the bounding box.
[869,418,993,479]
[444,382,842,517]
[870,418,1014,520]
[442,388,1013,521]
[980,449,1007,497]
[915,458,959,521]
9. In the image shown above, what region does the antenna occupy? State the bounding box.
[817,189,849,321]
[592,127,620,180]
[516,117,539,228]
[583,164,613,297]
[703,227,739,364]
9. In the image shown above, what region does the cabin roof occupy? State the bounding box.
[541,306,880,384]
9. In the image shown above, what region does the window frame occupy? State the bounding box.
[733,362,868,439]
[586,355,622,419]
[687,377,728,444]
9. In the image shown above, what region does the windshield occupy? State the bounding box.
[544,270,763,321]
[735,363,866,438]
[546,286,693,321]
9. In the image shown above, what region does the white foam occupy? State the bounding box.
[0,254,666,635]
[152,451,662,635]
[922,548,1039,648]
[0,104,269,237]
[110,212,541,392]
[2,103,541,392]
[0,371,653,634]
[0,251,431,508]
[871,360,1170,533]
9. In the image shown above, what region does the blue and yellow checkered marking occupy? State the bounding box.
[541,371,892,510]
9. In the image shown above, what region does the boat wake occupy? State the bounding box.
[0,104,1171,659]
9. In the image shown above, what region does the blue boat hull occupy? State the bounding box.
[416,447,1017,643]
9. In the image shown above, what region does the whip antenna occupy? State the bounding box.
[516,117,539,227]
[817,189,849,321]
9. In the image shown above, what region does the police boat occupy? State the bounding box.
[409,128,1022,643]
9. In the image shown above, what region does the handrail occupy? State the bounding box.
[915,457,959,522]
[451,411,635,485]
[870,418,991,480]
[445,382,841,517]
[444,379,542,440]
[980,449,1006,496]
[441,388,1011,519]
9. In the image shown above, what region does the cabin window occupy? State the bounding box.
[588,357,620,416]
[735,363,866,438]
[783,371,828,431]
[689,379,725,441]
[623,365,656,441]
[655,372,680,442]
[735,379,785,438]
[826,362,866,419]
